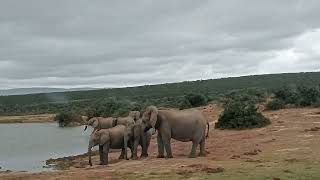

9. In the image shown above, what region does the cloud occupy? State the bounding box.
[0,0,320,88]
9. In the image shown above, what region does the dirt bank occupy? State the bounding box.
[1,105,320,179]
[0,114,56,123]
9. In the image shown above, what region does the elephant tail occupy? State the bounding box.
[206,122,209,138]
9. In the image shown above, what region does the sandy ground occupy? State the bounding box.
[1,105,320,179]
[0,114,55,123]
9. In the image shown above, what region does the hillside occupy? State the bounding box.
[0,72,319,116]
[0,87,98,96]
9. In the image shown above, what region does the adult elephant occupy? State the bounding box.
[142,106,209,158]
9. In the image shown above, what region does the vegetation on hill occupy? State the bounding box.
[266,84,320,110]
[0,72,319,116]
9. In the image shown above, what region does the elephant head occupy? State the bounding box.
[88,130,110,166]
[84,117,99,131]
[129,111,141,122]
[142,106,158,132]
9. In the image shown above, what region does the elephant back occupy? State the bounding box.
[117,117,135,127]
[97,117,114,129]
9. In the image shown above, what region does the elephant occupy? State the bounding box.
[129,111,141,122]
[142,106,209,158]
[84,116,135,132]
[88,125,133,166]
[130,118,153,159]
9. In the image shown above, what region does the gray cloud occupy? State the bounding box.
[1,0,320,88]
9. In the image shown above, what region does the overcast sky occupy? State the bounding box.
[0,0,320,89]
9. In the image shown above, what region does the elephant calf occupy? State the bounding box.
[129,111,141,122]
[131,119,153,159]
[88,125,132,166]
[142,106,209,158]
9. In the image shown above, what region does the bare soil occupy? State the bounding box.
[1,104,320,180]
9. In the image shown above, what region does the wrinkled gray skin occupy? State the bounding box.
[88,125,133,166]
[131,119,153,159]
[84,116,135,132]
[129,111,141,122]
[142,106,209,158]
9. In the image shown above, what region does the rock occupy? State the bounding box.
[243,149,261,156]
[230,155,240,159]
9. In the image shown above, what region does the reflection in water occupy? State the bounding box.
[0,123,92,171]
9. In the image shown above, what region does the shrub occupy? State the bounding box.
[215,100,270,129]
[273,86,299,104]
[296,85,320,106]
[55,111,83,127]
[266,99,285,110]
[220,88,267,106]
[179,98,192,110]
[184,93,208,107]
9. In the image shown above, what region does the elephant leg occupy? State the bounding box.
[156,133,165,158]
[163,137,173,158]
[199,138,206,157]
[124,134,130,160]
[189,140,199,158]
[102,144,110,165]
[99,145,104,165]
[160,129,173,158]
[132,138,139,160]
[140,133,148,158]
[118,148,125,160]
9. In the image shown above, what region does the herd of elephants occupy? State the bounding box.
[84,106,210,166]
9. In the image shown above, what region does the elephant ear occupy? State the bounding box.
[92,118,99,129]
[149,106,158,128]
[99,130,110,145]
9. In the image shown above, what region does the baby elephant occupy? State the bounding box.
[131,119,153,159]
[88,125,132,166]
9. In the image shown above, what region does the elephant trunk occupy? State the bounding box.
[206,122,209,138]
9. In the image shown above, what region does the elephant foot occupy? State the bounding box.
[132,156,138,160]
[188,154,197,158]
[118,156,124,160]
[140,154,148,158]
[157,154,165,158]
[199,152,206,157]
[166,154,173,159]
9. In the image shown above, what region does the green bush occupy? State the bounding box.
[273,86,299,104]
[215,100,270,129]
[266,99,285,110]
[55,111,83,127]
[220,88,267,106]
[296,85,320,106]
[179,98,192,110]
[184,93,208,107]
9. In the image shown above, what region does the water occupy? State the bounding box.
[0,123,92,172]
